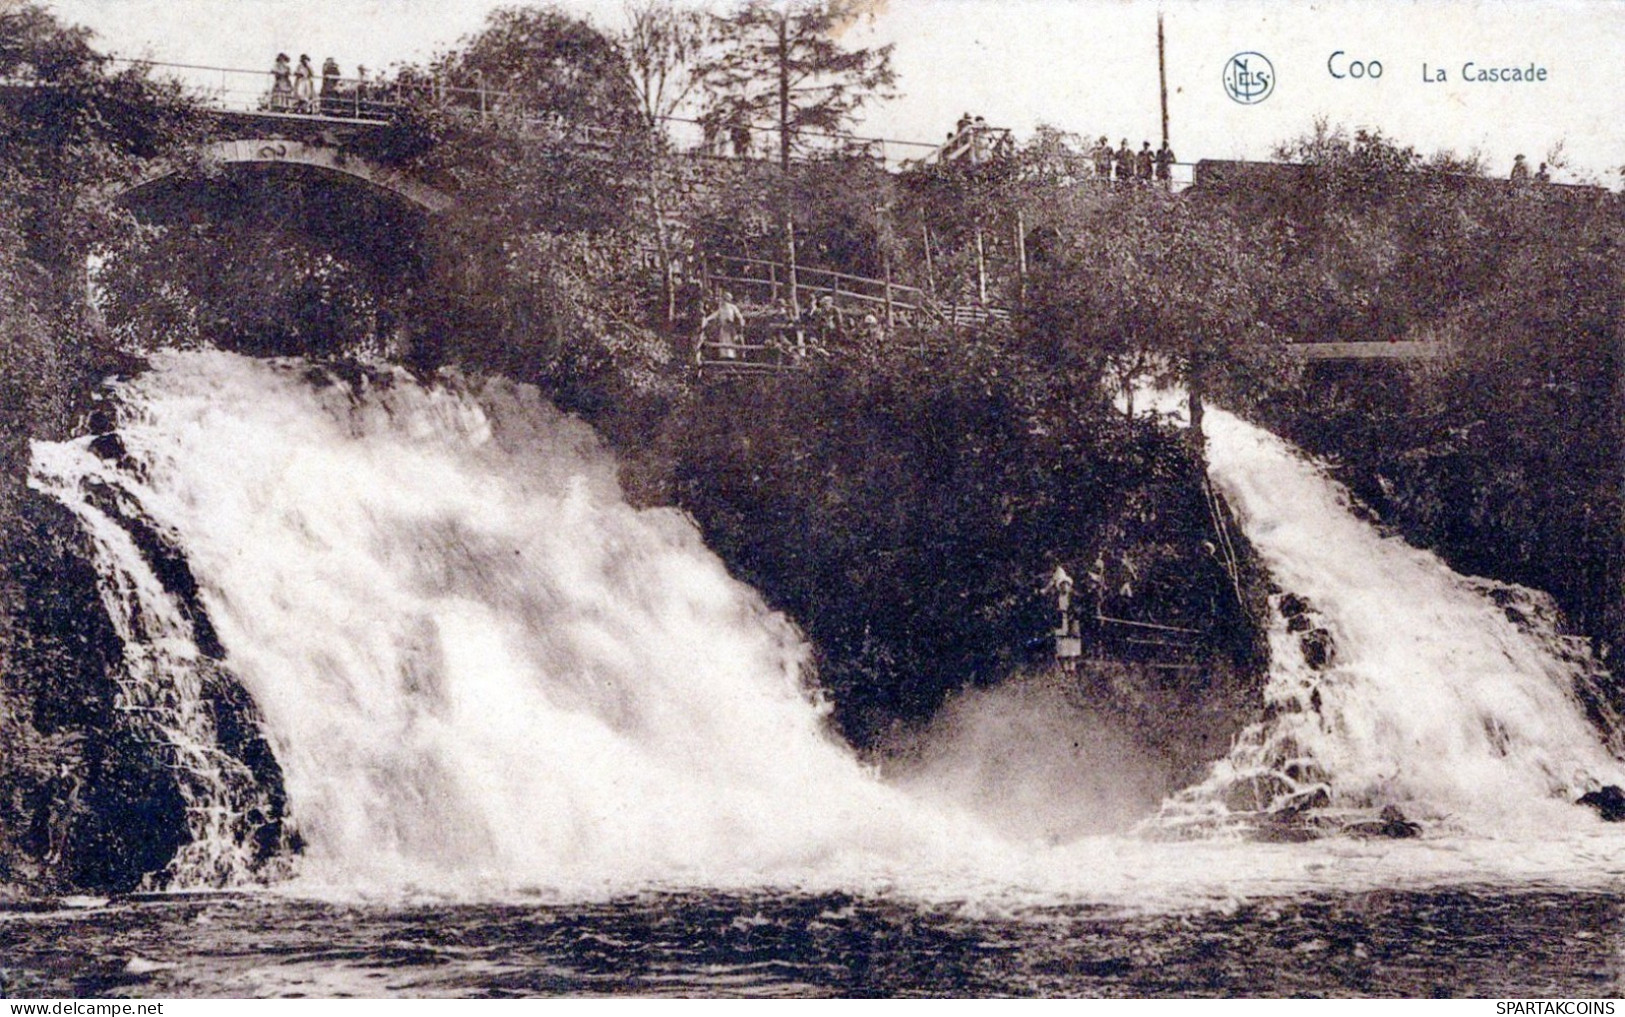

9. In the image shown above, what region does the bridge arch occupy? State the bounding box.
[116,138,453,213]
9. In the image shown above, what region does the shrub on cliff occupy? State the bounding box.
[670,323,1253,745]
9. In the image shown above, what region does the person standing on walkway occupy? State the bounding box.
[1510,153,1530,185]
[293,54,316,113]
[727,109,753,158]
[812,295,846,346]
[1136,141,1155,183]
[701,290,747,360]
[1114,139,1134,184]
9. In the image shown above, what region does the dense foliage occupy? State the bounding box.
[671,333,1255,744]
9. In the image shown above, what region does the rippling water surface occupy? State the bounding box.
[2,886,1624,998]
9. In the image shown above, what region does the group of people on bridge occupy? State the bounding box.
[1093,137,1177,186]
[699,290,886,365]
[940,113,1016,165]
[268,53,387,117]
[1509,154,1554,185]
[694,109,885,163]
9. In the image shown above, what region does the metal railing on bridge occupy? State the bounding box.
[35,59,1206,181]
[99,58,944,168]
[103,58,627,150]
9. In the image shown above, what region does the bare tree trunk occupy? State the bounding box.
[778,14,791,172]
[778,12,797,312]
[643,148,678,328]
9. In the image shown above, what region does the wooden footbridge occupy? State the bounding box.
[694,248,1445,374]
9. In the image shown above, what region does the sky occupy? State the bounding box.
[39,0,1625,184]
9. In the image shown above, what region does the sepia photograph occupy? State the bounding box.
[0,0,1623,1000]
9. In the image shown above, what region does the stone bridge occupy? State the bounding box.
[119,136,454,214]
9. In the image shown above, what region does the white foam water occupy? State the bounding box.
[27,353,1625,903]
[31,351,989,895]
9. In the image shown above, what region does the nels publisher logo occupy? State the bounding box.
[1223,52,1275,104]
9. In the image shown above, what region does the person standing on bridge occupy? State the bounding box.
[1114,139,1134,184]
[970,115,990,162]
[1136,141,1155,183]
[811,295,846,347]
[1510,153,1530,185]
[270,53,294,111]
[293,54,316,113]
[699,110,722,157]
[1092,136,1113,181]
[320,58,340,115]
[1156,141,1176,187]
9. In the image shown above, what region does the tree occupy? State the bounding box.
[427,5,641,133]
[1021,190,1290,430]
[620,0,711,140]
[697,0,897,170]
[1020,124,1093,186]
[0,3,198,447]
[401,6,646,237]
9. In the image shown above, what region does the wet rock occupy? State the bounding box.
[1376,804,1421,837]
[1220,773,1294,813]
[1252,821,1320,843]
[1279,593,1310,620]
[88,433,125,461]
[1346,804,1421,838]
[1577,785,1625,821]
[1301,628,1335,669]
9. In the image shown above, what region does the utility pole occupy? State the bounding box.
[1158,12,1170,150]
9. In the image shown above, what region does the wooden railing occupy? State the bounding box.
[703,253,1011,331]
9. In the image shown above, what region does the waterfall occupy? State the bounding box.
[31,433,288,886]
[1159,406,1625,836]
[30,350,969,894]
[29,352,1625,897]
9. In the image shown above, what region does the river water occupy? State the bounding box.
[3,883,1625,997]
[16,351,1625,997]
